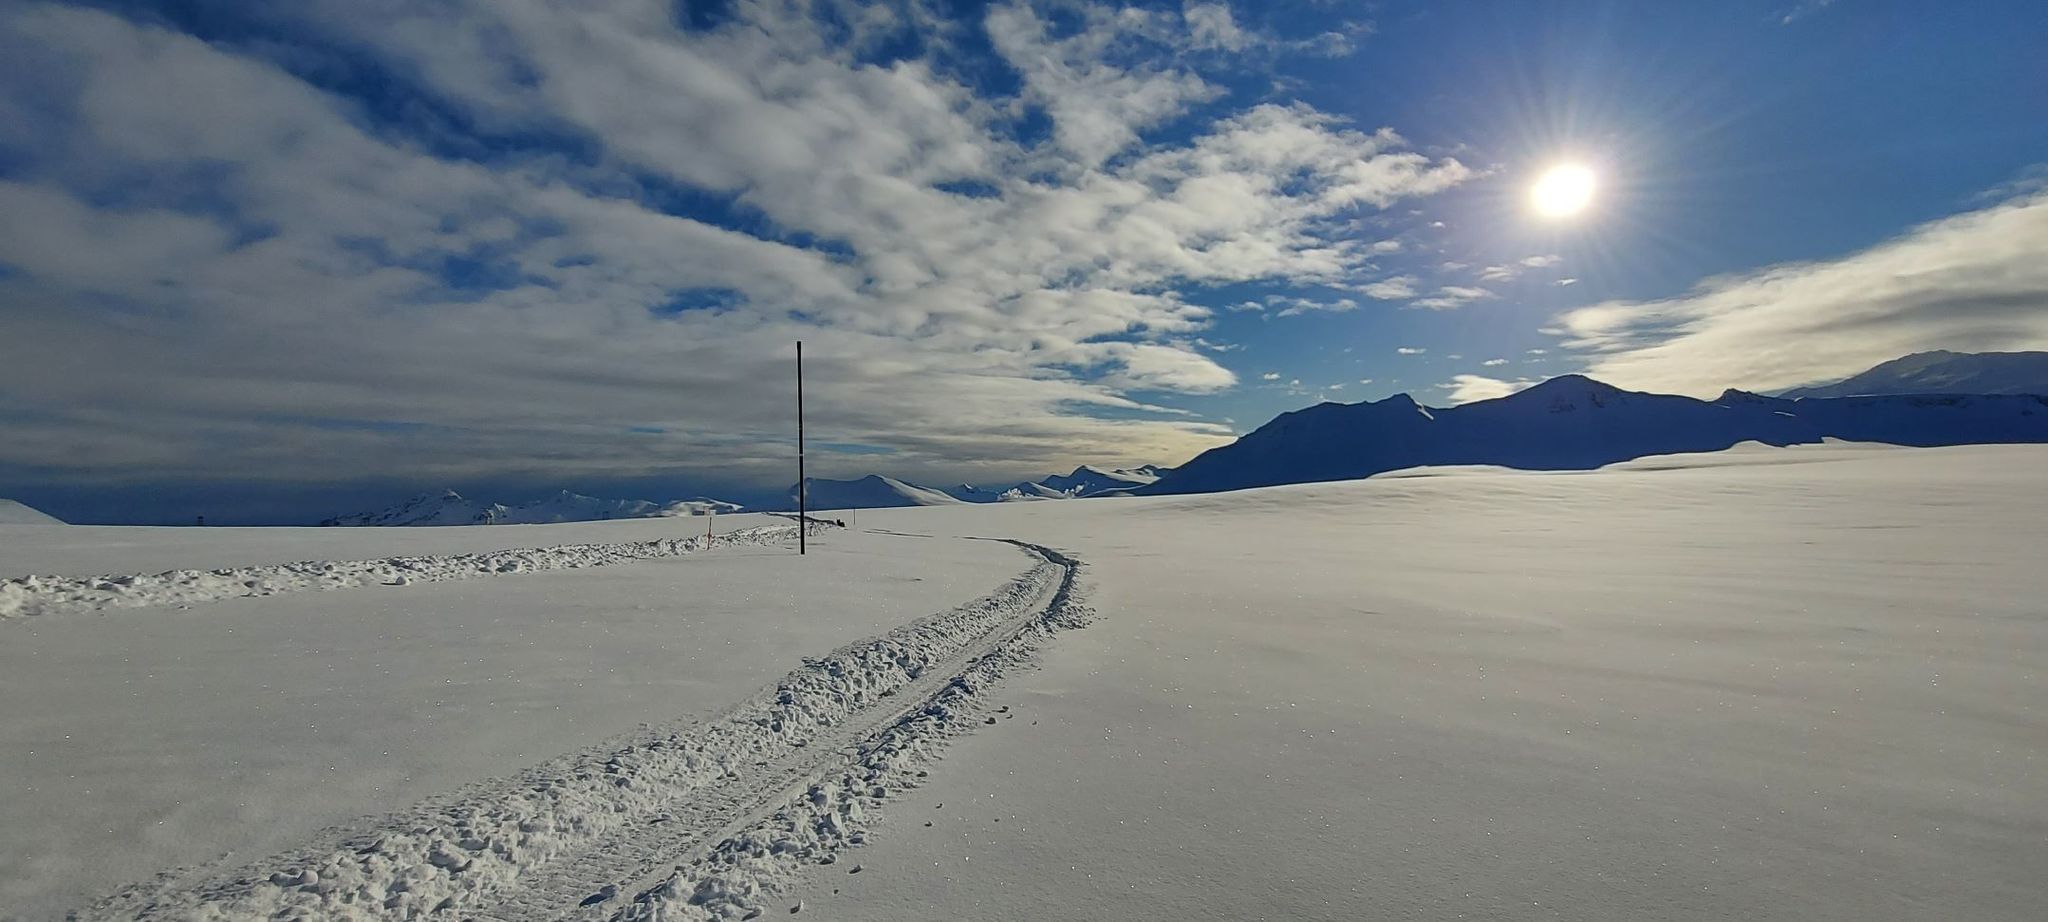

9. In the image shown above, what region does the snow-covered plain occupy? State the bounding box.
[0,524,1026,918]
[4,441,2045,920]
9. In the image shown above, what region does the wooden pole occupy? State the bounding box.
[797,340,806,556]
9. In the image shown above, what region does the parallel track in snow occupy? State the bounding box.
[83,539,1090,922]
[469,540,1079,922]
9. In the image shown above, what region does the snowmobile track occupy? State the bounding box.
[80,539,1088,922]
[466,540,1079,921]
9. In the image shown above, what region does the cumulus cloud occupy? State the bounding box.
[1558,187,2048,395]
[1396,347,1426,355]
[1440,374,1538,404]
[1182,2,1251,52]
[987,1,1219,168]
[1481,358,1508,366]
[0,0,1471,490]
[1260,372,1282,380]
[1354,275,1420,300]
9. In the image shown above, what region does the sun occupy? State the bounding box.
[1530,163,1597,219]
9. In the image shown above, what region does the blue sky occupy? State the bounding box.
[2,0,2046,522]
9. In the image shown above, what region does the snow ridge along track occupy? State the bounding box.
[82,539,1090,922]
[0,523,825,620]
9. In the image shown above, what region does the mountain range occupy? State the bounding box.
[321,351,2048,523]
[788,465,1168,511]
[320,490,743,527]
[1139,374,2048,495]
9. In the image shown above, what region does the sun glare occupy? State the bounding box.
[1530,163,1597,218]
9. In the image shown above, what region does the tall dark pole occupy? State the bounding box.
[797,340,806,555]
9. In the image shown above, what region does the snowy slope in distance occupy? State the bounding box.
[1038,464,1164,496]
[321,490,743,526]
[319,490,503,526]
[0,498,64,525]
[794,474,963,509]
[1779,349,2048,398]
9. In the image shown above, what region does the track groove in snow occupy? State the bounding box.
[0,524,825,620]
[80,539,1091,921]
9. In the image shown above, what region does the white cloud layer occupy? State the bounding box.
[1558,188,2048,395]
[1439,374,1538,404]
[0,0,1470,487]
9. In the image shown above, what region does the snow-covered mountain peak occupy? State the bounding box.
[1780,350,2048,398]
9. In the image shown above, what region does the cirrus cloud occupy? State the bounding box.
[1557,187,2048,395]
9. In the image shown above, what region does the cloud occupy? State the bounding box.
[1269,294,1360,317]
[1440,374,1538,404]
[1556,277,1579,286]
[1557,187,2048,395]
[1777,0,1838,26]
[1408,285,1496,311]
[1519,254,1561,268]
[1481,358,1508,366]
[1182,2,1251,52]
[1261,372,1281,380]
[1396,347,1426,355]
[1354,275,1420,300]
[0,1,1471,490]
[987,2,1219,168]
[1526,348,1548,355]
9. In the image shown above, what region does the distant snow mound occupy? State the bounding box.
[322,490,743,526]
[794,475,962,510]
[1780,350,2048,398]
[1144,373,2048,496]
[0,498,63,525]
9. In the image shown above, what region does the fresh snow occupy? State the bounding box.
[0,526,1029,918]
[4,441,2045,921]
[0,497,63,525]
